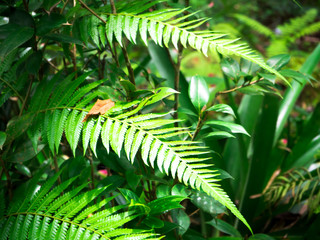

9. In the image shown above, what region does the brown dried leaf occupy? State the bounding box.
[82,99,115,122]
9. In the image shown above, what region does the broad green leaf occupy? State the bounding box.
[206,104,235,117]
[42,33,83,45]
[206,120,250,136]
[249,234,276,240]
[191,191,226,215]
[171,209,190,235]
[207,218,242,237]
[0,131,6,150]
[36,13,65,36]
[221,58,240,81]
[147,196,185,216]
[189,76,209,113]
[0,26,34,58]
[205,131,235,139]
[15,163,32,177]
[25,51,43,75]
[266,54,290,70]
[146,87,178,106]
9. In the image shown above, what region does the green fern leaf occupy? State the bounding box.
[55,109,70,153]
[82,118,95,155]
[90,116,102,157]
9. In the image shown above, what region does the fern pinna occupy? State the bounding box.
[0,171,160,240]
[13,70,252,232]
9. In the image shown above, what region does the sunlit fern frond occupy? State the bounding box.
[0,171,161,240]
[263,168,320,215]
[232,13,274,37]
[84,0,287,84]
[278,9,318,37]
[295,21,320,39]
[18,72,252,232]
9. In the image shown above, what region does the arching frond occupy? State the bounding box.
[279,9,318,36]
[24,72,252,232]
[263,168,320,215]
[88,0,287,84]
[0,172,160,240]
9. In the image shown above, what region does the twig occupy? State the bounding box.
[78,0,107,23]
[22,0,29,12]
[19,77,34,116]
[216,78,264,95]
[121,43,135,85]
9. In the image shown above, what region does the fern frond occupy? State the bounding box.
[0,173,161,240]
[295,21,320,39]
[100,2,287,84]
[278,9,318,36]
[264,168,320,215]
[22,73,252,232]
[232,14,274,37]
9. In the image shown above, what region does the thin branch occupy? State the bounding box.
[216,78,264,95]
[78,0,107,24]
[121,43,135,85]
[19,77,34,116]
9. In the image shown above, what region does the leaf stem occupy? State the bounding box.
[19,77,34,116]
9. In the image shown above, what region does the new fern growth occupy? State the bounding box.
[0,171,161,240]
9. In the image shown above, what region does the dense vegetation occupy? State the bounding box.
[0,0,319,239]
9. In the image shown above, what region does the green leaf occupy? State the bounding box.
[207,218,242,237]
[205,131,235,139]
[206,104,235,117]
[171,209,190,235]
[221,58,240,81]
[147,196,186,216]
[42,33,83,45]
[0,26,34,58]
[0,131,6,150]
[189,76,209,113]
[15,163,32,177]
[206,120,250,136]
[191,191,226,215]
[248,234,276,240]
[267,54,290,71]
[25,51,43,75]
[36,13,65,36]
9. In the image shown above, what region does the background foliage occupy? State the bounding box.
[0,0,320,239]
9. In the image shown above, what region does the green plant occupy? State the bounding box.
[0,0,318,239]
[0,171,161,240]
[232,9,320,57]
